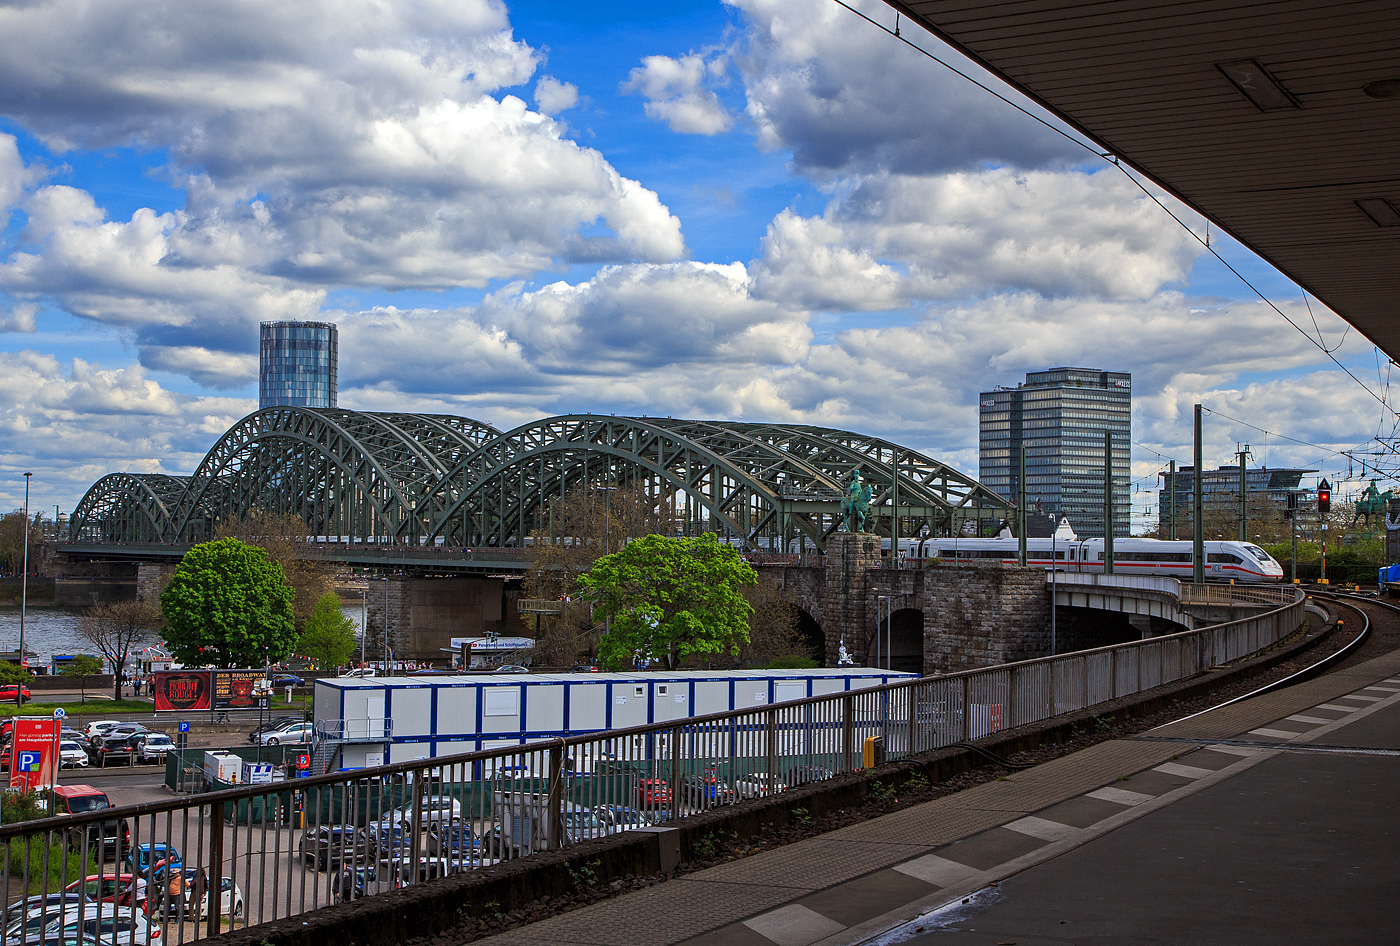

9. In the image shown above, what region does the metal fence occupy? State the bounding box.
[0,585,1304,943]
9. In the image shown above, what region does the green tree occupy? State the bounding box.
[296,593,359,670]
[579,533,758,671]
[62,655,105,703]
[0,662,33,690]
[160,538,296,668]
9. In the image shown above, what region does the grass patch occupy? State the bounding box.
[0,699,155,717]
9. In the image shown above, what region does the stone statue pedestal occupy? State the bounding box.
[823,533,881,666]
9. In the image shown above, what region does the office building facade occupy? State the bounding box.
[259,321,338,409]
[1157,466,1313,538]
[979,367,1131,538]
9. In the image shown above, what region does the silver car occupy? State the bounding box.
[135,733,174,764]
[59,741,89,768]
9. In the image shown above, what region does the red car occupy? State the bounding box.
[635,778,672,810]
[0,684,31,704]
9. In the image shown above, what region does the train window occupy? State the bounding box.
[1242,545,1273,563]
[1207,553,1243,564]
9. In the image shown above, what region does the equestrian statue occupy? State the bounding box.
[840,469,873,533]
[1351,479,1394,529]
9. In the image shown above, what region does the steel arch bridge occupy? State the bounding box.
[70,408,1011,551]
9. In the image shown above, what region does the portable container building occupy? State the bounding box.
[314,668,916,770]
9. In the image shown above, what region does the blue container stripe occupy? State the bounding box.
[563,682,572,731]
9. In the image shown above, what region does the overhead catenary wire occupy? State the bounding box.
[831,0,1400,425]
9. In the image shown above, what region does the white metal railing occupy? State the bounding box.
[1054,573,1182,597]
[0,586,1304,940]
[316,718,393,742]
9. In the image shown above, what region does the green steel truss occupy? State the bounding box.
[70,408,1010,550]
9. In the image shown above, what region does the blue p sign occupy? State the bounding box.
[18,751,41,772]
[179,721,190,733]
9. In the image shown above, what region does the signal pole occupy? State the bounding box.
[1317,478,1331,584]
[1193,405,1204,584]
[1167,459,1177,541]
[1235,445,1251,542]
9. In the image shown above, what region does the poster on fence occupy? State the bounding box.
[154,670,212,711]
[9,717,60,792]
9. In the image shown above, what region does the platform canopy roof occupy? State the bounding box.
[890,1,1400,360]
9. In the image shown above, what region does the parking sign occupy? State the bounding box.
[17,751,40,772]
[179,720,190,733]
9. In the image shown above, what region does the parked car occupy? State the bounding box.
[123,844,181,879]
[493,664,530,674]
[298,826,372,871]
[53,785,130,858]
[246,716,306,744]
[593,805,660,833]
[43,904,156,945]
[680,771,735,809]
[634,778,672,811]
[367,824,408,862]
[379,795,461,827]
[130,733,172,765]
[339,668,376,678]
[5,897,89,941]
[425,819,483,866]
[783,765,835,787]
[734,773,788,799]
[0,683,32,704]
[59,741,90,768]
[151,868,242,921]
[64,873,142,909]
[270,674,305,688]
[88,733,143,768]
[61,727,90,748]
[259,722,313,746]
[84,721,120,740]
[569,664,599,672]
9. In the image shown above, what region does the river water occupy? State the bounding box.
[0,604,366,670]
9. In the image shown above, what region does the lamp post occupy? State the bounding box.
[20,472,32,671]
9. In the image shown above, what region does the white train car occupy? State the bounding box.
[315,667,918,770]
[891,536,1283,583]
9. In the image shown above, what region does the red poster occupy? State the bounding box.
[154,671,212,711]
[9,718,60,792]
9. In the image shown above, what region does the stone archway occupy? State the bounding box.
[793,607,825,667]
[874,608,925,674]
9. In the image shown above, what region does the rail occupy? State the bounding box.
[0,586,1305,943]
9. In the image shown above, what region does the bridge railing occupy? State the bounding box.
[0,588,1304,940]
[1052,573,1183,597]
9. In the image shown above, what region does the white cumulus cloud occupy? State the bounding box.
[623,53,735,135]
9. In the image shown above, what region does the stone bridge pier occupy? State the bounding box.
[756,535,1054,675]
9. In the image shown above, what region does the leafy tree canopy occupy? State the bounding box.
[160,538,296,668]
[296,592,359,670]
[0,662,33,686]
[580,533,757,671]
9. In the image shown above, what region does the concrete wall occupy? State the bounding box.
[53,578,136,607]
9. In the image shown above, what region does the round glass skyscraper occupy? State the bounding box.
[259,321,338,409]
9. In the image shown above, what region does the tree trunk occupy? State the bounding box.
[113,660,123,704]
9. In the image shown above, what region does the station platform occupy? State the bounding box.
[475,647,1400,946]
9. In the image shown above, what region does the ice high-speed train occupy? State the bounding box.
[888,536,1285,583]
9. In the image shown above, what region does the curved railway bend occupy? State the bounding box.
[347,595,1400,946]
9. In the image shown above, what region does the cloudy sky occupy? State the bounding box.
[1,0,1393,531]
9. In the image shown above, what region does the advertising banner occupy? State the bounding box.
[154,671,212,712]
[8,718,60,792]
[213,670,269,709]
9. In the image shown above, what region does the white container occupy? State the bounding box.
[241,762,275,785]
[203,751,241,785]
[314,668,917,766]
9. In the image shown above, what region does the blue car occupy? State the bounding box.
[271,674,305,688]
[123,843,181,877]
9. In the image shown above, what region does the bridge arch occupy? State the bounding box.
[67,409,1011,552]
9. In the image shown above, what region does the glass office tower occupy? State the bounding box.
[259,321,338,409]
[979,367,1131,538]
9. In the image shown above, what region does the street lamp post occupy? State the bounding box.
[20,472,32,671]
